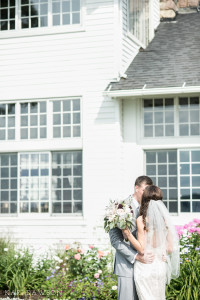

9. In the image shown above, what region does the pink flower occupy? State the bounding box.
[74,253,81,260]
[97,250,104,259]
[94,273,99,279]
[188,222,196,227]
[188,228,195,233]
[89,245,94,249]
[196,228,200,234]
[65,245,70,250]
[80,249,85,254]
[193,218,200,224]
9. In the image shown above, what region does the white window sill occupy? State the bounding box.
[127,31,146,49]
[0,25,85,40]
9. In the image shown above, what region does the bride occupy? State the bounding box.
[123,185,180,300]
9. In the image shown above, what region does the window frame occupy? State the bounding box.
[144,148,200,216]
[0,0,85,39]
[0,97,82,141]
[141,95,200,140]
[127,0,150,47]
[0,150,83,216]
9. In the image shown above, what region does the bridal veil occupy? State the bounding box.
[144,200,180,284]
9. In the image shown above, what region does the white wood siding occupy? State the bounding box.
[0,0,121,249]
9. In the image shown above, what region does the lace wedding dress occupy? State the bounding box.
[134,200,180,300]
[134,248,167,300]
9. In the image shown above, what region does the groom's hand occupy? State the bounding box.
[135,253,154,264]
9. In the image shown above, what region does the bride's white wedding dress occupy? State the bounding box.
[133,200,180,300]
[134,248,167,300]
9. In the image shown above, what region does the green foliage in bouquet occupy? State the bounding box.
[166,219,200,300]
[104,199,134,232]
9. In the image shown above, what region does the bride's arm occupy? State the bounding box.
[123,216,145,255]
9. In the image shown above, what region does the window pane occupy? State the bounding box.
[181,201,190,212]
[192,151,200,162]
[180,176,190,187]
[169,164,177,175]
[144,126,153,137]
[63,202,72,213]
[190,124,199,135]
[192,176,200,187]
[192,201,200,212]
[19,153,49,213]
[155,125,163,136]
[180,151,189,162]
[180,164,190,174]
[169,202,178,213]
[165,125,174,136]
[180,189,190,199]
[0,154,18,214]
[192,189,200,199]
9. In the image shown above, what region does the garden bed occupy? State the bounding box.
[0,219,199,300]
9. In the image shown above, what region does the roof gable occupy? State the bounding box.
[110,13,200,91]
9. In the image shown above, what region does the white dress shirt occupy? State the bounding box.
[130,195,140,263]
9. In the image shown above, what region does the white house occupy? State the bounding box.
[0,0,198,250]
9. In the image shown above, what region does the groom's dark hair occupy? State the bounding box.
[135,175,153,187]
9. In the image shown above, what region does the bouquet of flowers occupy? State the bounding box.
[104,198,135,233]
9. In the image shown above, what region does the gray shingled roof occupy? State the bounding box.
[110,13,200,91]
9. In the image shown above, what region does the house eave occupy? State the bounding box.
[104,85,200,98]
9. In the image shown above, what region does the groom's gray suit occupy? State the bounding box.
[109,196,139,300]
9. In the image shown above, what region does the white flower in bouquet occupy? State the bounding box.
[104,199,135,233]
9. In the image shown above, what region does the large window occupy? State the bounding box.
[179,97,200,136]
[0,103,15,140]
[20,152,49,213]
[0,0,81,31]
[0,154,17,214]
[0,151,82,215]
[53,99,81,138]
[144,98,174,137]
[143,96,200,138]
[146,149,200,213]
[52,151,82,213]
[0,98,81,140]
[128,0,149,45]
[20,101,47,139]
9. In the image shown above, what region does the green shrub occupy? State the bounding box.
[0,240,54,297]
[166,219,200,300]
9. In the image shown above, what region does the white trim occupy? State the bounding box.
[105,86,200,98]
[113,0,122,77]
[0,26,85,39]
[126,31,146,48]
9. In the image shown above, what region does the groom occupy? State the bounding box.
[109,175,153,300]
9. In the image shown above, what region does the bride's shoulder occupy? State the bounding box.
[136,216,143,225]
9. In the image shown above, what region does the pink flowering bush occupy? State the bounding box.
[166,219,200,300]
[64,245,112,281]
[43,244,117,299]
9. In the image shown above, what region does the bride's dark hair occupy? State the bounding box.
[139,185,163,230]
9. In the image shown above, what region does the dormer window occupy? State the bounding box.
[128,0,149,45]
[0,0,81,31]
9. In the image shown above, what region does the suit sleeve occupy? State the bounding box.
[109,227,137,264]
